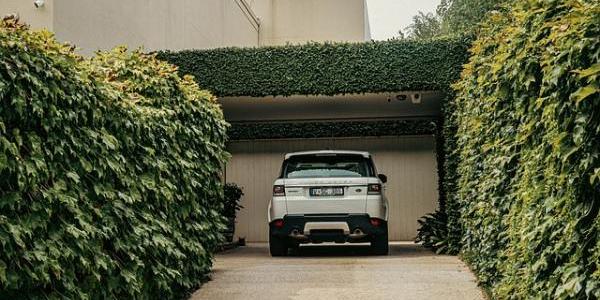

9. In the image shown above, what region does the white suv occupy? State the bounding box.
[268,150,389,256]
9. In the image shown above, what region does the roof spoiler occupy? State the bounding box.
[284,151,370,160]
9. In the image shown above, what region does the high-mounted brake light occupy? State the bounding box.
[368,184,382,195]
[273,185,286,196]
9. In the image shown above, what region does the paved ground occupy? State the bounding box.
[190,242,485,300]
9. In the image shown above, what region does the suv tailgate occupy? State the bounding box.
[283,177,368,214]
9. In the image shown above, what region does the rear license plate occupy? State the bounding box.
[310,187,344,196]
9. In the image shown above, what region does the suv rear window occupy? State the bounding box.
[281,154,374,178]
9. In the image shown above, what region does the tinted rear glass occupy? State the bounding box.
[282,154,374,178]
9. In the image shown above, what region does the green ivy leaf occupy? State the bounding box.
[574,63,600,78]
[571,84,599,103]
[66,172,80,184]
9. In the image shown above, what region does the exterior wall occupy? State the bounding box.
[226,135,439,242]
[53,0,259,55]
[1,0,369,53]
[259,0,368,45]
[1,0,54,31]
[364,0,372,40]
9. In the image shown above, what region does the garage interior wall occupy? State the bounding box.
[225,135,439,242]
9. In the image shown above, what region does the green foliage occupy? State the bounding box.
[403,0,506,40]
[223,183,243,221]
[451,0,600,298]
[0,18,229,299]
[156,38,470,97]
[228,119,437,140]
[437,0,507,35]
[402,12,442,40]
[415,211,450,253]
[417,93,463,255]
[439,91,463,254]
[222,183,243,243]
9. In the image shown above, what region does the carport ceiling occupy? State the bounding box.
[219,92,443,122]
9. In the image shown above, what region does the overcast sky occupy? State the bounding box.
[366,0,440,40]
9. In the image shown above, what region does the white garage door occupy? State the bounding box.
[225,135,439,241]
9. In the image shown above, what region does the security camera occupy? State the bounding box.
[34,0,45,8]
[410,93,421,104]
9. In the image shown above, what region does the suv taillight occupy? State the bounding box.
[273,219,284,228]
[273,185,286,196]
[370,218,382,227]
[368,183,382,195]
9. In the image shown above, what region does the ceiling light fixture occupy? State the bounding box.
[411,93,422,104]
[395,94,407,101]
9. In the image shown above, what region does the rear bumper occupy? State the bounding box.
[269,214,387,243]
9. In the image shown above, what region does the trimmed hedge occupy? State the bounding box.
[228,119,437,140]
[450,0,599,298]
[157,38,470,97]
[416,91,463,254]
[0,19,228,299]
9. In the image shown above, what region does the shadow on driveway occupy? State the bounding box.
[289,242,434,257]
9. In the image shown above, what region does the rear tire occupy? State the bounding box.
[269,234,288,256]
[371,231,389,255]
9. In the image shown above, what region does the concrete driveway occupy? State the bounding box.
[190,242,485,300]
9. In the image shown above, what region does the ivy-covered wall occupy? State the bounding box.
[450,0,599,298]
[157,38,470,97]
[228,119,436,140]
[0,20,229,299]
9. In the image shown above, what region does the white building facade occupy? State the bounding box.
[2,0,370,54]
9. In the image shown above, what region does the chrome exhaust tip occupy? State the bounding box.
[289,229,308,240]
[349,228,367,239]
